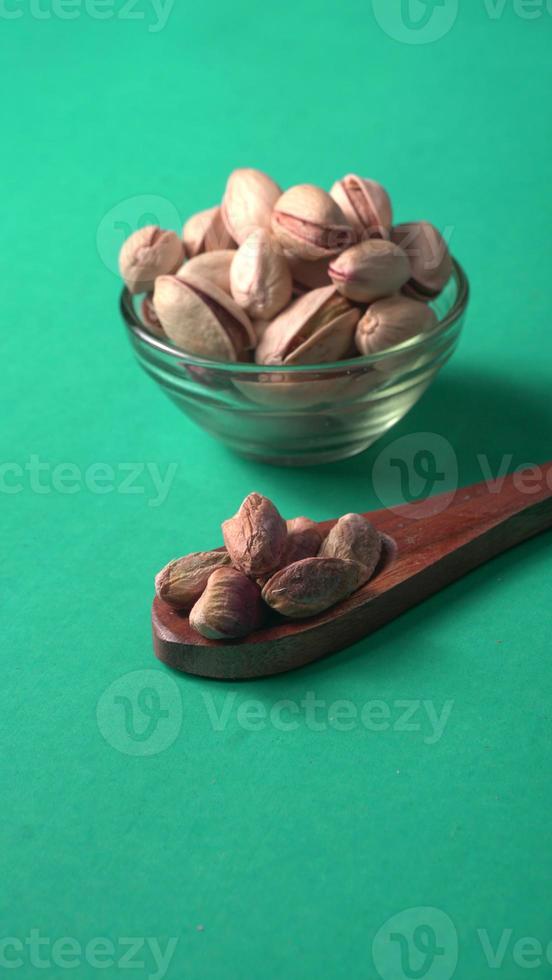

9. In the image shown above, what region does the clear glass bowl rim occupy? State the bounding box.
[120,257,469,375]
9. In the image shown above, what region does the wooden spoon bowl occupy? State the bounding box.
[153,464,552,680]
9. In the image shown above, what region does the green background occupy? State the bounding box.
[1,2,551,978]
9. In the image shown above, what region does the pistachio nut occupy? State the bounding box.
[329,239,410,303]
[287,254,332,290]
[230,229,293,319]
[319,513,382,578]
[222,492,288,577]
[330,174,392,240]
[391,221,452,300]
[262,557,369,619]
[272,184,354,261]
[119,225,183,294]
[141,294,165,337]
[178,249,235,294]
[285,517,325,564]
[189,567,265,640]
[255,517,324,587]
[182,206,235,257]
[221,168,282,245]
[355,295,437,356]
[153,272,255,361]
[255,285,360,366]
[155,550,231,610]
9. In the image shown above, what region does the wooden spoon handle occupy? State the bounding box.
[366,461,552,596]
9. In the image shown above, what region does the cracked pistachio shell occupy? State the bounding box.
[319,514,382,578]
[329,239,410,303]
[272,185,355,261]
[182,206,235,257]
[153,272,255,361]
[391,221,452,300]
[230,229,293,319]
[287,254,332,290]
[255,285,360,366]
[119,225,183,294]
[330,174,392,239]
[355,296,437,357]
[222,492,288,577]
[221,168,282,245]
[189,567,265,640]
[178,250,235,294]
[155,550,231,611]
[262,557,369,619]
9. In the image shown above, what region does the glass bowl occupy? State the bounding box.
[120,259,469,466]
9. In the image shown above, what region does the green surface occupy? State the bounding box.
[1,3,552,978]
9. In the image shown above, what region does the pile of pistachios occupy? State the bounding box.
[119,169,453,365]
[155,493,383,640]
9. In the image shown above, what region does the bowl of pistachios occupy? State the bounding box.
[119,168,469,465]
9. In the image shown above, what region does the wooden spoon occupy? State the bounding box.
[153,464,552,680]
